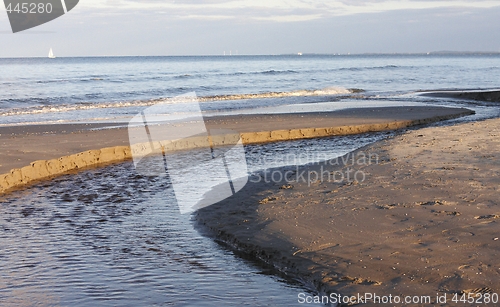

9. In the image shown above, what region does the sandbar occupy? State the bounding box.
[197,117,500,306]
[0,106,473,195]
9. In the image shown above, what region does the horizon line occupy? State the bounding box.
[2,51,500,59]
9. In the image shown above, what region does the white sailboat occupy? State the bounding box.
[48,48,56,59]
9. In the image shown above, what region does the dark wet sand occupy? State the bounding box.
[197,117,500,306]
[422,90,500,102]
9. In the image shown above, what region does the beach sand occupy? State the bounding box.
[422,89,500,102]
[197,116,500,306]
[0,106,472,194]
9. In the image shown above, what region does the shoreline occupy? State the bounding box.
[196,117,500,306]
[421,89,500,102]
[0,106,473,195]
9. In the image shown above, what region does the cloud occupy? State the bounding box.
[90,0,500,10]
[76,0,500,23]
[2,3,500,57]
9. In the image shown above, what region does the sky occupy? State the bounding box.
[1,0,500,57]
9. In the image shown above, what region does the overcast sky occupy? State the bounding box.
[1,0,500,57]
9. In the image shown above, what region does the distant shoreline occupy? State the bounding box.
[1,52,500,59]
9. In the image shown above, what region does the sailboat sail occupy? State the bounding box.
[48,48,55,59]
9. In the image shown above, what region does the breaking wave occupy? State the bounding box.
[199,87,362,102]
[0,87,363,117]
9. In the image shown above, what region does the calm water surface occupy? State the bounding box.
[1,54,499,125]
[0,133,393,306]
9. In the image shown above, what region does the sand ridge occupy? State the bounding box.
[0,106,473,195]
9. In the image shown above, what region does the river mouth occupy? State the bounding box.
[0,128,394,306]
[0,98,489,306]
[0,161,311,307]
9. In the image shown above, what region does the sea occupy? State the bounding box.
[1,54,500,306]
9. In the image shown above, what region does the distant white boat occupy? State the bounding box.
[48,48,56,59]
[297,52,303,56]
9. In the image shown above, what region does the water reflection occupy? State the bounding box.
[0,133,388,306]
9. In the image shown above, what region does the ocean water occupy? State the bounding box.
[1,55,500,306]
[1,54,500,125]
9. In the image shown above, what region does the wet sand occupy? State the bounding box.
[422,90,500,102]
[0,106,473,194]
[197,117,500,306]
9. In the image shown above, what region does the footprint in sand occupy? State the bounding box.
[377,204,397,210]
[259,196,278,204]
[474,214,500,220]
[461,287,493,296]
[417,200,448,206]
[432,210,461,216]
